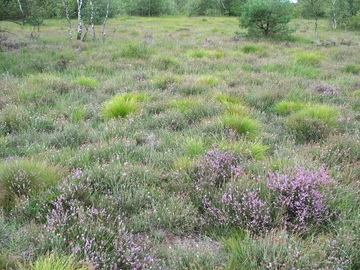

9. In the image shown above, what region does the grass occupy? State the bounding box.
[1,16,360,269]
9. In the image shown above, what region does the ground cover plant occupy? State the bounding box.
[1,16,360,269]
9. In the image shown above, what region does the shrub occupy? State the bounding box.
[239,0,294,39]
[100,92,146,119]
[311,82,339,96]
[0,159,65,212]
[203,186,271,234]
[266,166,335,233]
[192,148,243,204]
[44,179,156,269]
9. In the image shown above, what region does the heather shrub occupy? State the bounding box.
[0,159,65,212]
[311,82,339,96]
[266,166,335,233]
[191,148,244,219]
[44,178,155,269]
[203,186,271,234]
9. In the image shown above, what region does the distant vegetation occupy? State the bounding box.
[1,11,360,270]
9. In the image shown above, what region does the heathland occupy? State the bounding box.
[1,16,360,269]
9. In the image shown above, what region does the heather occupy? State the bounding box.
[1,16,360,269]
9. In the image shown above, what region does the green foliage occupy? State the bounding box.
[196,75,218,85]
[344,64,360,74]
[241,44,266,54]
[120,43,151,59]
[239,0,295,39]
[100,92,146,119]
[17,253,89,270]
[75,77,99,89]
[294,51,323,67]
[0,159,65,212]
[222,114,260,138]
[273,101,307,115]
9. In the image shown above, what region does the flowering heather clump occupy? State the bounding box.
[266,166,335,233]
[203,186,271,234]
[312,82,339,96]
[194,148,242,191]
[44,178,155,269]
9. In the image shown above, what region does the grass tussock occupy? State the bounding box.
[1,16,360,269]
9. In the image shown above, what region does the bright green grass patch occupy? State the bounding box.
[17,253,89,270]
[169,98,201,113]
[215,93,243,104]
[153,75,180,90]
[187,50,224,59]
[343,64,360,75]
[241,44,266,55]
[221,114,260,138]
[293,51,323,67]
[100,92,147,119]
[196,75,218,85]
[75,77,99,89]
[273,101,308,115]
[185,138,206,156]
[220,140,269,160]
[154,56,180,70]
[350,89,360,97]
[0,159,65,211]
[295,104,338,126]
[263,63,321,79]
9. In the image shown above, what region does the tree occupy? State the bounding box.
[299,0,323,36]
[325,0,349,29]
[239,0,294,38]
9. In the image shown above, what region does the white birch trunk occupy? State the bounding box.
[17,0,23,13]
[102,0,111,42]
[89,0,96,41]
[62,0,73,39]
[77,0,83,40]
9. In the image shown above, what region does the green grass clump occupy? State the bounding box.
[100,92,147,119]
[185,138,206,156]
[154,56,180,70]
[285,105,338,143]
[294,51,323,67]
[241,44,266,54]
[222,114,260,138]
[153,75,180,90]
[169,98,200,114]
[17,253,89,270]
[120,43,151,59]
[344,64,360,74]
[273,100,307,115]
[350,89,360,97]
[188,49,209,58]
[196,75,218,86]
[0,159,65,211]
[75,77,99,89]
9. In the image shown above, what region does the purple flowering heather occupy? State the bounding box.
[266,166,335,232]
[312,82,339,96]
[44,177,155,269]
[194,148,242,191]
[203,186,271,234]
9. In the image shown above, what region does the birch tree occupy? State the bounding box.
[102,0,111,42]
[61,0,72,39]
[299,0,323,36]
[76,0,83,40]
